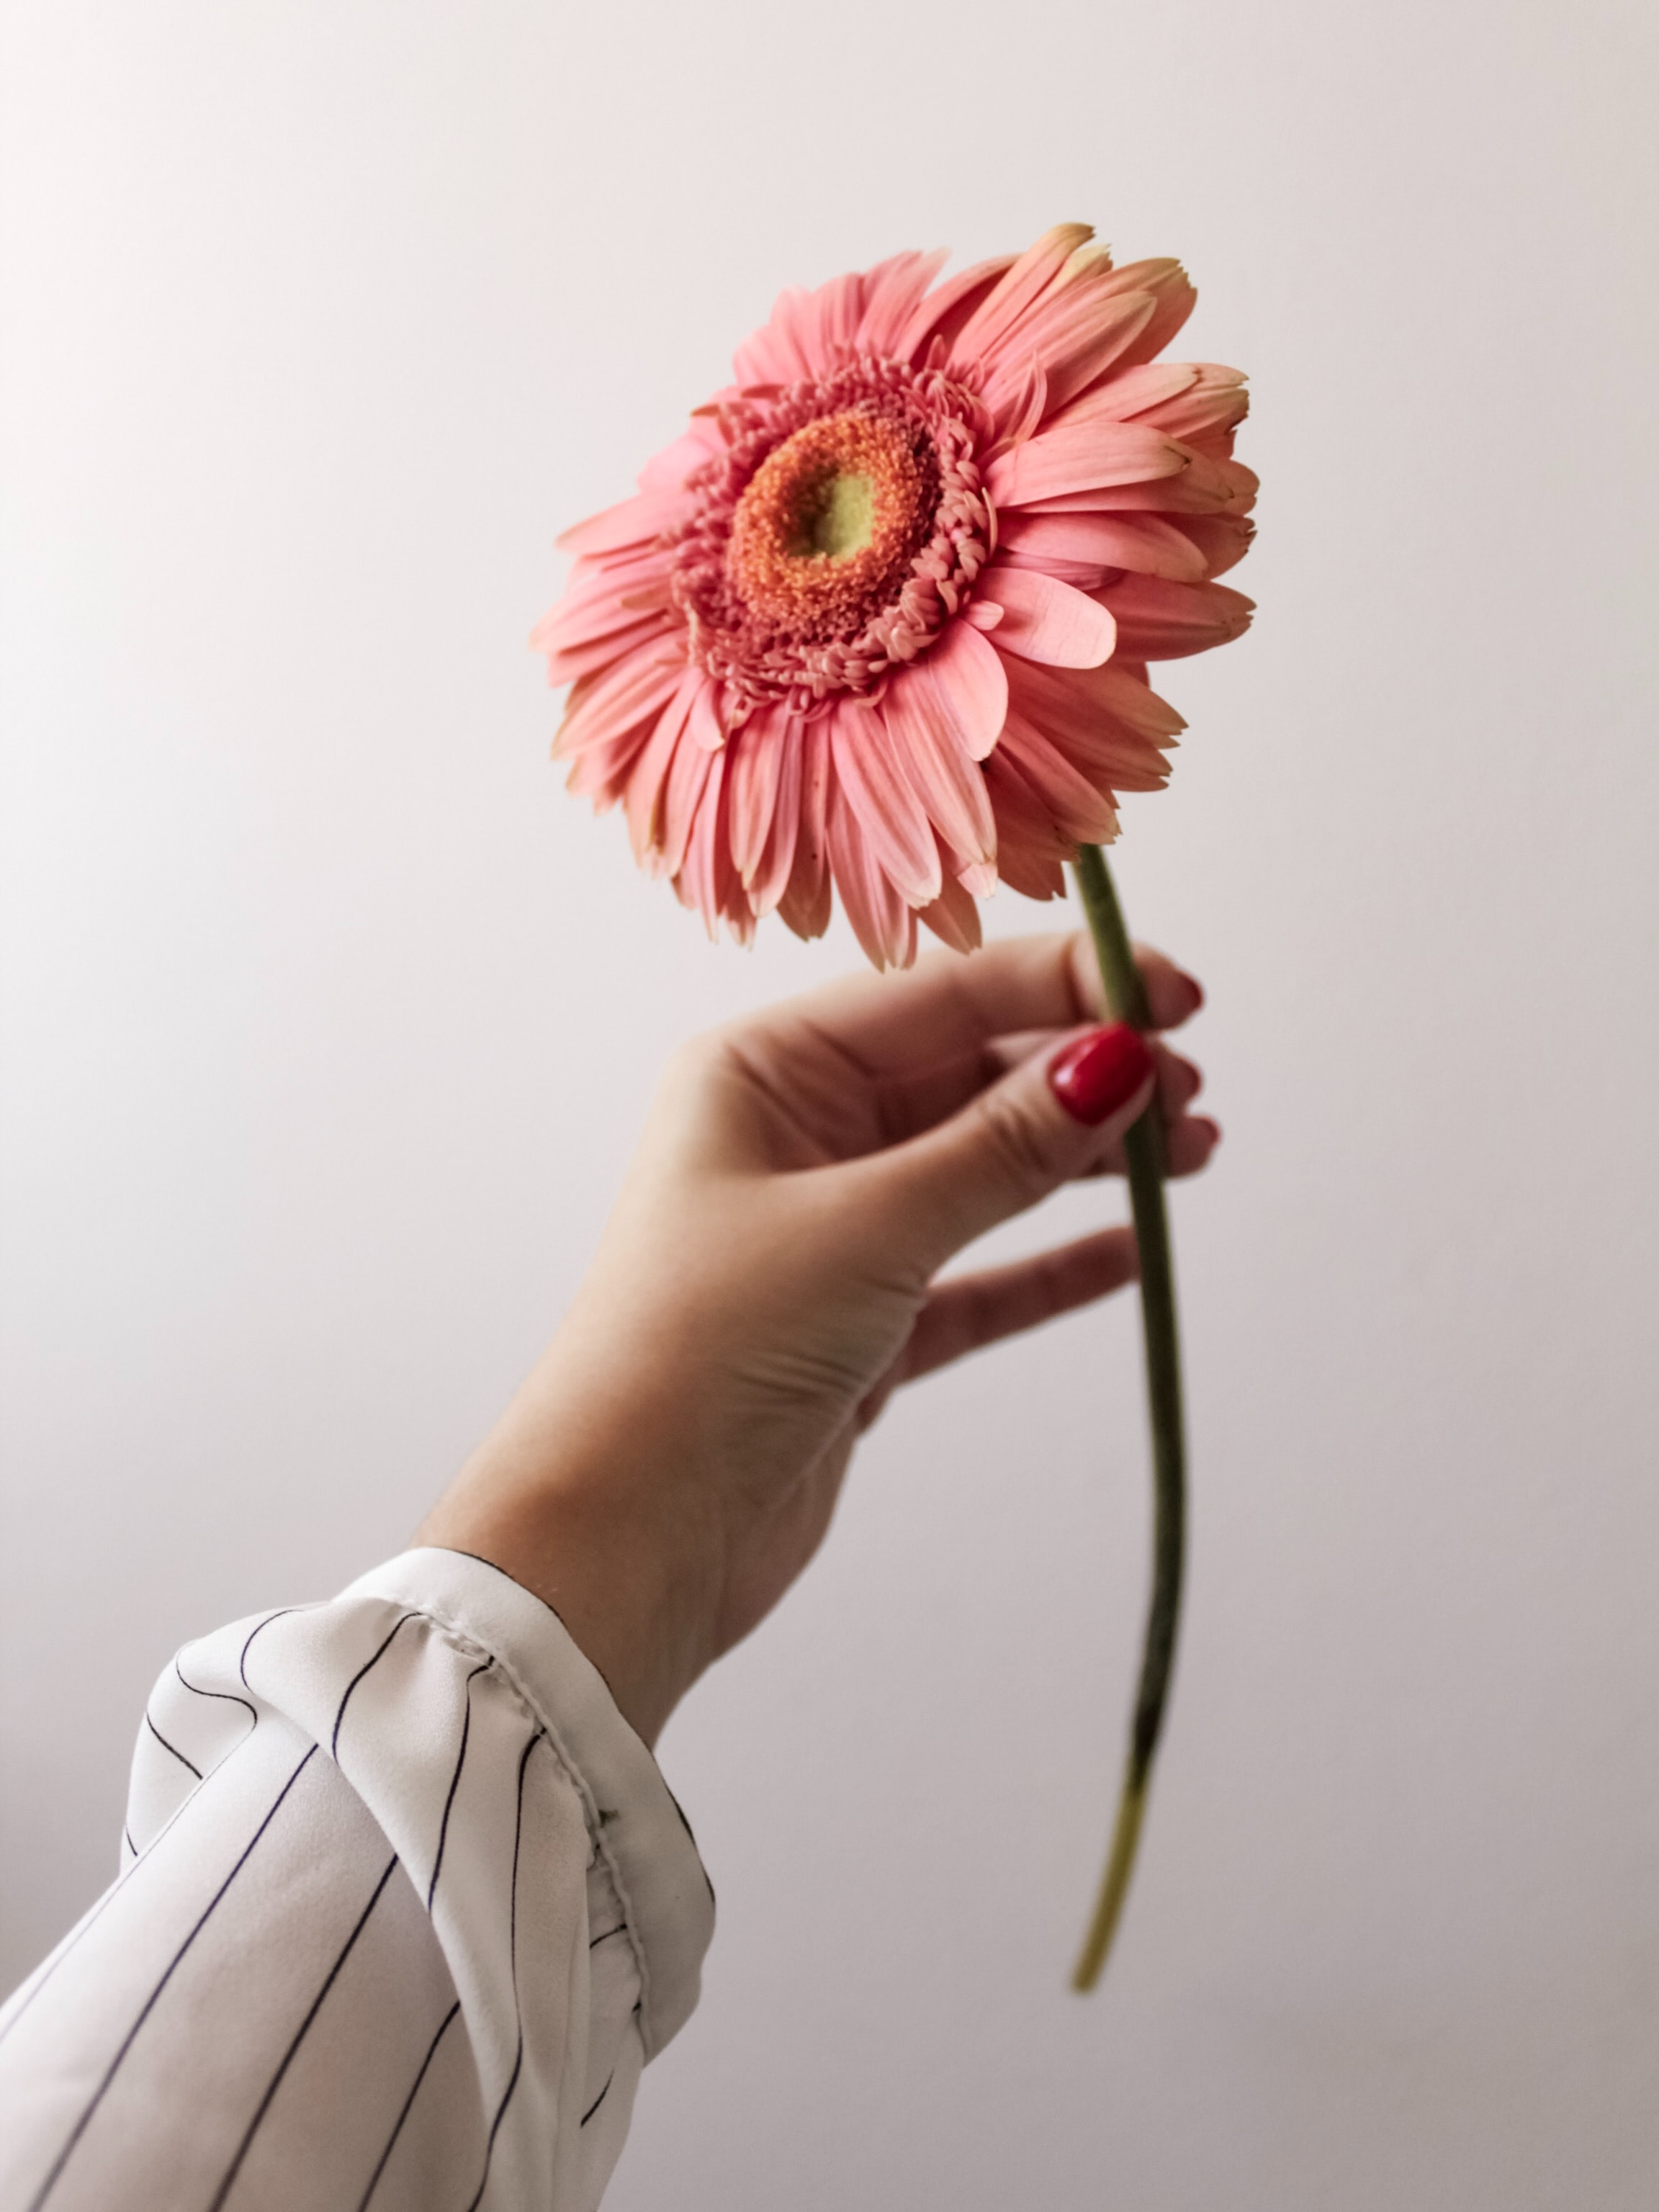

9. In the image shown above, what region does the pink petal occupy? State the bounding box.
[1130,364,1248,449]
[997,712,1123,843]
[624,670,702,866]
[906,619,1010,763]
[777,718,832,940]
[1048,362,1198,430]
[688,680,727,752]
[1098,260,1198,369]
[1003,657,1181,789]
[732,289,815,386]
[637,416,727,493]
[657,717,719,878]
[917,868,984,954]
[1021,453,1257,517]
[1173,513,1256,577]
[727,700,795,884]
[985,355,1049,450]
[747,721,804,916]
[992,547,1112,593]
[674,750,729,938]
[829,699,943,907]
[976,565,1117,667]
[997,511,1210,583]
[893,252,1017,362]
[1007,652,1184,748]
[827,787,917,970]
[878,671,997,866]
[556,488,689,557]
[565,719,655,807]
[980,287,1157,421]
[796,269,869,362]
[1098,576,1255,660]
[985,423,1187,510]
[855,248,950,356]
[979,753,1072,899]
[553,649,686,758]
[539,615,675,688]
[949,223,1097,369]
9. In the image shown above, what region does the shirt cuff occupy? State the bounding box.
[340,1545,714,2058]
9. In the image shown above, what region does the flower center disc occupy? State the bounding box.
[727,409,933,636]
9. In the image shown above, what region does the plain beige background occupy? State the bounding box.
[3,0,1657,2204]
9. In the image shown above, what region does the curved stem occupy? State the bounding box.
[1068,843,1187,1992]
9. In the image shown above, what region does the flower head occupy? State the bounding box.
[534,225,1255,967]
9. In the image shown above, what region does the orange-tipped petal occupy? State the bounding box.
[977,566,1118,667]
[949,222,1097,369]
[1102,259,1197,369]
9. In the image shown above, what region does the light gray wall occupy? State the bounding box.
[3,1,1657,2203]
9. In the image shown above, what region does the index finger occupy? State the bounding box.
[751,931,1200,1077]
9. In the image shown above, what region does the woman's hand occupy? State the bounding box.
[418,931,1216,1744]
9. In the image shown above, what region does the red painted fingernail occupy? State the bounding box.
[1047,1024,1155,1126]
[1177,968,1205,1012]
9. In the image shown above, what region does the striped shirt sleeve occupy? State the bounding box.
[0,1547,716,2212]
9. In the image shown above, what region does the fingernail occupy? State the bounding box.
[1177,967,1205,1012]
[1048,1024,1155,1126]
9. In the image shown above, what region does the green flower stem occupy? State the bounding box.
[1068,842,1187,1992]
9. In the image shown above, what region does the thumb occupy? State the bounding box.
[860,1022,1156,1270]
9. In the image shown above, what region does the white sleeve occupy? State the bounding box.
[0,1547,715,2212]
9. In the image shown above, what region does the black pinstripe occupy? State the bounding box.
[461,1728,543,2212]
[26,1745,320,2212]
[354,1998,462,2212]
[204,1853,400,2212]
[174,1655,258,1730]
[427,1660,493,1910]
[331,1615,418,1758]
[143,1712,203,1781]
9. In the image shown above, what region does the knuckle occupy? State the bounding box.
[973,1089,1059,1205]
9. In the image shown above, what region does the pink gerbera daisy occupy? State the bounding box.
[534,223,1255,968]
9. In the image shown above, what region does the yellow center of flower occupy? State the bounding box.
[727,410,932,632]
[797,471,875,559]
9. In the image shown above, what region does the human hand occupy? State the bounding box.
[418,932,1216,1744]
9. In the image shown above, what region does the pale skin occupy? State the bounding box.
[418,930,1217,1747]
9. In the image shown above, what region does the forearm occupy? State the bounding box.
[0,1551,712,2212]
